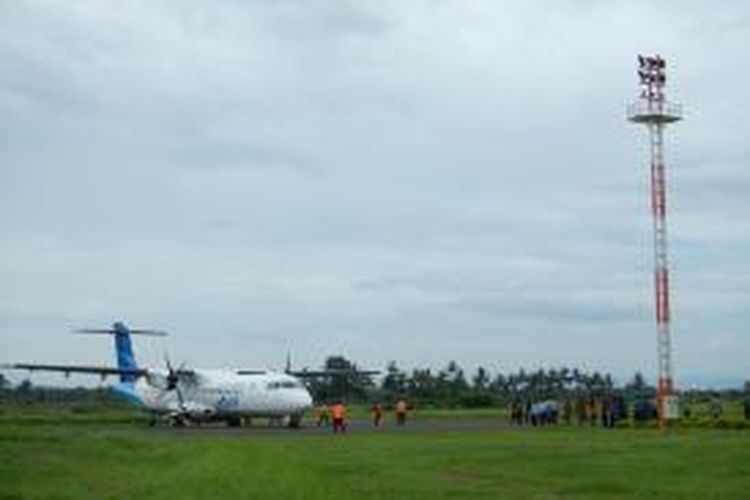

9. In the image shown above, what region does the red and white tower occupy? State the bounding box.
[628,55,682,431]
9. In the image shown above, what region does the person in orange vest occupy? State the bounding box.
[395,398,408,426]
[371,403,384,427]
[330,401,347,433]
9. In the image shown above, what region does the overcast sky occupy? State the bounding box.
[1,1,748,388]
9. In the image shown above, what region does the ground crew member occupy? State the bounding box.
[575,397,586,426]
[313,403,320,424]
[331,401,347,433]
[601,397,612,428]
[372,403,384,427]
[563,399,572,425]
[395,398,408,426]
[612,396,624,426]
[587,398,598,426]
[510,400,522,425]
[315,403,330,427]
[524,400,532,425]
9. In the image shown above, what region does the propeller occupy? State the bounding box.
[164,354,186,412]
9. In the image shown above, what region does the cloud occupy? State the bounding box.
[1,1,749,386]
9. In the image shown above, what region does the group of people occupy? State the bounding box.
[313,399,409,433]
[510,396,625,428]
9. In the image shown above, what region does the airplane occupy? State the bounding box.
[2,322,378,428]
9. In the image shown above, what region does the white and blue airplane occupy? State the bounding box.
[3,322,365,428]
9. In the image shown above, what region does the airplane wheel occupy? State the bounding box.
[288,414,302,429]
[227,417,243,427]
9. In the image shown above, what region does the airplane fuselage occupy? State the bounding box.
[113,370,312,424]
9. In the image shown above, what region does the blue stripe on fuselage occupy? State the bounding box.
[112,382,144,408]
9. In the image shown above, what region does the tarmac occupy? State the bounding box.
[159,417,516,437]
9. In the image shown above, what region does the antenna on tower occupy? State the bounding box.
[627,55,682,432]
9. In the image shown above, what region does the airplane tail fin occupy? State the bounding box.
[76,322,167,383]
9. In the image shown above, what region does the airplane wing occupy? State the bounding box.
[1,363,148,378]
[234,368,380,377]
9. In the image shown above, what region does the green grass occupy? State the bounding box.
[1,407,749,499]
[0,402,147,426]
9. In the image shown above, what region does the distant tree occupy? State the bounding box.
[408,368,437,403]
[446,361,459,375]
[624,371,653,401]
[572,368,583,390]
[604,373,614,392]
[450,367,468,391]
[517,368,527,397]
[472,366,490,392]
[627,372,646,394]
[590,371,604,395]
[435,368,451,403]
[17,379,32,394]
[560,367,572,388]
[381,360,407,397]
[330,355,375,400]
[490,373,508,400]
[306,355,374,403]
[529,368,544,399]
[444,362,469,406]
[11,379,33,402]
[459,366,492,407]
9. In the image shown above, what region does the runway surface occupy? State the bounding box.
[158,418,520,437]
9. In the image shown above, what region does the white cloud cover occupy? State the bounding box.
[1,0,748,387]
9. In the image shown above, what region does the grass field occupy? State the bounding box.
[1,406,749,499]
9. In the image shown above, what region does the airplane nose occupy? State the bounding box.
[298,390,313,411]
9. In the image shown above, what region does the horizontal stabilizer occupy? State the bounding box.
[75,329,168,336]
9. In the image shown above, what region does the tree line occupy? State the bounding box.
[0,374,124,405]
[308,356,657,407]
[2,359,744,409]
